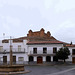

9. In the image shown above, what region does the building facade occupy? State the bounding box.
[0,28,75,64]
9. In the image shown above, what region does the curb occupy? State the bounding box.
[0,70,30,75]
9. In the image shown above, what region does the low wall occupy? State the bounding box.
[0,65,24,72]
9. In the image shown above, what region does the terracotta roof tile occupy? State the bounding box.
[66,44,75,47]
[27,40,64,44]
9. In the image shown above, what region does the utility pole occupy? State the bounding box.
[10,36,13,65]
[3,33,5,39]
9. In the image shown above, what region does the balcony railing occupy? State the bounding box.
[0,48,25,54]
[28,51,56,56]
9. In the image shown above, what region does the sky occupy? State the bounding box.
[0,0,75,44]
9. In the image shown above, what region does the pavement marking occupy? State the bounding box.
[46,67,75,75]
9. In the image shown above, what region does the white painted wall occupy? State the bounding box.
[0,39,75,63]
[28,44,75,62]
[28,44,63,54]
[43,56,46,61]
[34,56,37,61]
[66,47,75,62]
[0,39,28,62]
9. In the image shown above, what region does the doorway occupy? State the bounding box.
[72,57,75,63]
[29,56,33,62]
[46,56,51,62]
[37,56,42,64]
[53,56,58,62]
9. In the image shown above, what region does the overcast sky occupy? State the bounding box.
[0,0,75,44]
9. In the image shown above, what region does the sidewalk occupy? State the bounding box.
[25,62,75,66]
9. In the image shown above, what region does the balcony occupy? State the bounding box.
[28,51,56,56]
[0,48,25,54]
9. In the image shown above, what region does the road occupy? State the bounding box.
[17,65,75,75]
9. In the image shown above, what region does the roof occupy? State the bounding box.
[1,29,70,45]
[2,36,27,43]
[66,44,75,47]
[27,40,64,45]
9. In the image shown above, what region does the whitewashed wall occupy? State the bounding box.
[0,39,75,62]
[27,44,75,62]
[0,40,28,62]
[66,47,75,62]
[27,44,63,54]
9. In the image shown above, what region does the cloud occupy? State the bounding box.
[6,16,21,27]
[0,0,5,7]
[52,19,75,43]
[58,20,75,29]
[0,15,21,31]
[44,0,53,9]
[0,0,75,43]
[55,0,75,13]
[0,15,10,30]
[0,3,49,37]
[5,0,41,9]
[53,19,75,35]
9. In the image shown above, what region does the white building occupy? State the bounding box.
[0,28,75,64]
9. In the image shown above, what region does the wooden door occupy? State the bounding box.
[37,56,42,64]
[72,57,75,63]
[3,56,7,64]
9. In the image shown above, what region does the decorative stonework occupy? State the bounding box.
[2,28,56,43]
[27,28,51,38]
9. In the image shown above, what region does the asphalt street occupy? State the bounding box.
[17,65,75,75]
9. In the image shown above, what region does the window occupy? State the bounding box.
[13,56,16,63]
[33,48,37,53]
[72,49,75,55]
[18,45,21,51]
[0,46,3,51]
[43,48,47,53]
[53,47,57,53]
[18,57,24,61]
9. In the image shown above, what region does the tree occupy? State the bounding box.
[56,47,70,62]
